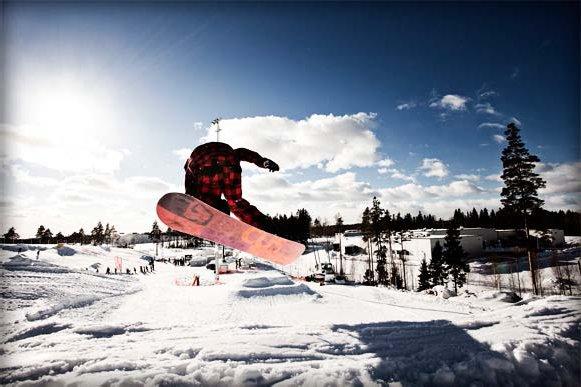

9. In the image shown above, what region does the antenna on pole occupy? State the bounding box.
[212,118,222,142]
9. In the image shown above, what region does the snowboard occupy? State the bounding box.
[156,193,305,265]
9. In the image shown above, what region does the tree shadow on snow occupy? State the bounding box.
[330,320,516,386]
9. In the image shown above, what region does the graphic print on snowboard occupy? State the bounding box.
[157,193,305,265]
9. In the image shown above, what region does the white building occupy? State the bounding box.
[530,229,565,246]
[394,234,483,263]
[424,228,497,243]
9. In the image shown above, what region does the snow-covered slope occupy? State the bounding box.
[1,244,579,386]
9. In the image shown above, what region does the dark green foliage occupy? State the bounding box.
[417,258,431,291]
[150,221,162,242]
[390,262,403,289]
[500,123,546,217]
[268,208,312,243]
[428,241,447,286]
[91,222,105,245]
[375,245,389,285]
[3,227,20,242]
[363,268,375,286]
[36,225,46,242]
[443,225,470,293]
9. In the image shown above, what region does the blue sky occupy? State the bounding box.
[2,2,579,237]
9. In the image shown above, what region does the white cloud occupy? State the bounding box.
[193,122,204,131]
[173,148,191,161]
[378,168,389,174]
[389,169,416,182]
[479,91,498,99]
[396,102,416,110]
[510,117,522,127]
[429,95,469,111]
[2,168,181,237]
[419,158,449,178]
[493,134,506,143]
[199,113,381,173]
[376,158,395,168]
[513,162,581,211]
[485,173,503,183]
[475,102,500,116]
[1,125,126,173]
[478,122,505,130]
[536,162,581,197]
[9,164,59,188]
[243,171,495,224]
[454,174,480,181]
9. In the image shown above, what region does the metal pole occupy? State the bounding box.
[212,118,222,142]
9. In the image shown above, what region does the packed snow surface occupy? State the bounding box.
[0,244,579,386]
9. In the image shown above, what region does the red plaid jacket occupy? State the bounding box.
[184,142,265,174]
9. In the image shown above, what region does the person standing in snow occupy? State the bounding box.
[184,142,279,230]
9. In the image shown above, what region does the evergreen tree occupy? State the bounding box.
[43,228,53,244]
[312,218,321,238]
[55,232,65,242]
[36,225,46,243]
[104,223,111,244]
[375,244,389,285]
[335,213,344,276]
[296,208,312,244]
[428,241,447,286]
[3,227,20,243]
[443,225,470,293]
[91,222,104,245]
[417,258,431,291]
[368,197,391,286]
[361,207,371,241]
[108,225,118,245]
[500,122,546,295]
[78,228,86,245]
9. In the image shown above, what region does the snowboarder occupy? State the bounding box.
[36,250,40,260]
[184,142,279,230]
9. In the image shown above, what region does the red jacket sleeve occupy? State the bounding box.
[234,148,264,167]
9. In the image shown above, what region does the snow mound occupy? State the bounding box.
[236,282,319,299]
[56,245,76,256]
[26,295,102,321]
[242,276,294,288]
[479,291,522,303]
[1,256,71,273]
[1,244,31,252]
[432,285,456,299]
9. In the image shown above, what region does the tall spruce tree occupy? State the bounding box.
[500,122,546,295]
[36,225,46,243]
[369,197,390,285]
[91,222,104,245]
[428,241,447,286]
[417,258,431,291]
[443,225,470,294]
[3,227,20,243]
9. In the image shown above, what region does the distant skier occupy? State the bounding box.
[184,142,279,229]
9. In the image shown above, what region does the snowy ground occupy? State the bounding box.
[1,244,579,386]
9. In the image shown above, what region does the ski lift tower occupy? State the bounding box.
[212,118,222,142]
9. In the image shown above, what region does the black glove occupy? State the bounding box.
[262,158,279,172]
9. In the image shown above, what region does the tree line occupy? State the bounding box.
[1,222,120,245]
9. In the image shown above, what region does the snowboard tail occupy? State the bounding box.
[156,193,305,265]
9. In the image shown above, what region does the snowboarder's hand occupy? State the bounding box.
[262,158,279,172]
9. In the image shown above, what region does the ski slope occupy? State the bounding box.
[1,244,579,386]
